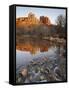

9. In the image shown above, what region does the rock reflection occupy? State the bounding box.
[16,39,55,54]
[16,39,66,84]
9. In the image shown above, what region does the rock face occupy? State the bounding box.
[16,12,40,27]
[40,16,51,25]
[16,12,51,28]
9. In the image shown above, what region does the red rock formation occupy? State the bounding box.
[16,12,40,28]
[16,12,52,28]
[40,16,51,25]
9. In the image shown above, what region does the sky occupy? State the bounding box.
[16,6,66,24]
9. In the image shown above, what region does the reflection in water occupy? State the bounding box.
[16,46,57,70]
[16,38,66,83]
[16,39,58,54]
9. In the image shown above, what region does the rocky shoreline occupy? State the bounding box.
[16,54,66,84]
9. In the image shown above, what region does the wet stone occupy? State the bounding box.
[16,54,66,83]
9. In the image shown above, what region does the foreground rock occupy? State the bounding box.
[16,55,66,83]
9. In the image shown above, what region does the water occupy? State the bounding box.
[16,38,66,83]
[16,46,57,70]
